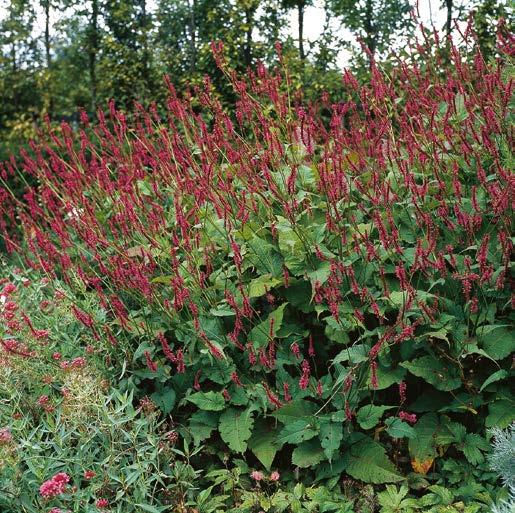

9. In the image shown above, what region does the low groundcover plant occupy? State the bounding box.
[0,26,514,513]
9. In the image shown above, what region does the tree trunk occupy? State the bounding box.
[298,1,305,60]
[43,0,51,68]
[88,0,98,113]
[42,0,53,114]
[11,41,17,73]
[141,0,151,92]
[188,0,197,72]
[244,7,253,67]
[444,0,453,38]
[363,0,376,60]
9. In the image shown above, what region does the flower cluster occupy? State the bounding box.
[39,472,70,499]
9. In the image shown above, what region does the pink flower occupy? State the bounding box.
[250,470,264,481]
[84,470,96,480]
[399,411,417,424]
[37,395,49,406]
[48,508,62,513]
[52,352,62,360]
[96,498,109,509]
[71,356,86,368]
[2,283,16,296]
[0,428,12,443]
[269,471,280,481]
[39,472,70,498]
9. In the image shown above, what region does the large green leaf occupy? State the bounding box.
[319,421,343,462]
[479,369,508,392]
[248,274,282,298]
[186,391,225,411]
[151,385,176,415]
[248,420,279,470]
[246,237,283,277]
[248,303,287,348]
[332,344,369,365]
[277,418,319,445]
[189,411,219,446]
[409,413,439,460]
[218,408,254,453]
[486,400,515,428]
[385,417,416,439]
[343,438,403,484]
[401,356,461,391]
[356,405,396,430]
[271,399,318,424]
[291,439,325,468]
[477,326,515,360]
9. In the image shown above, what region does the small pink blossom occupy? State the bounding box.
[37,395,49,406]
[0,428,12,443]
[250,470,264,481]
[84,470,96,480]
[96,498,109,509]
[71,356,86,368]
[269,471,280,481]
[2,283,16,296]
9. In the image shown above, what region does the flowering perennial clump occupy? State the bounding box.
[0,30,513,486]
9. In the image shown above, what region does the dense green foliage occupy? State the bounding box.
[0,267,512,512]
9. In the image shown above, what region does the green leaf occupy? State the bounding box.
[248,274,282,298]
[203,360,236,385]
[374,365,407,390]
[218,408,254,453]
[479,369,509,392]
[186,391,225,411]
[248,303,287,348]
[377,485,410,511]
[401,356,461,391]
[189,411,219,446]
[332,344,369,365]
[486,400,515,428]
[291,439,325,468]
[409,413,439,460]
[151,386,176,415]
[319,421,343,462]
[477,326,515,360]
[462,434,489,465]
[385,417,416,439]
[272,399,318,424]
[209,306,236,317]
[344,438,403,483]
[134,505,167,513]
[278,419,319,445]
[356,405,396,430]
[248,421,278,470]
[307,260,331,290]
[246,237,283,277]
[276,216,307,274]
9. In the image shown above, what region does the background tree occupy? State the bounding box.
[281,0,313,60]
[327,0,414,61]
[472,0,513,59]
